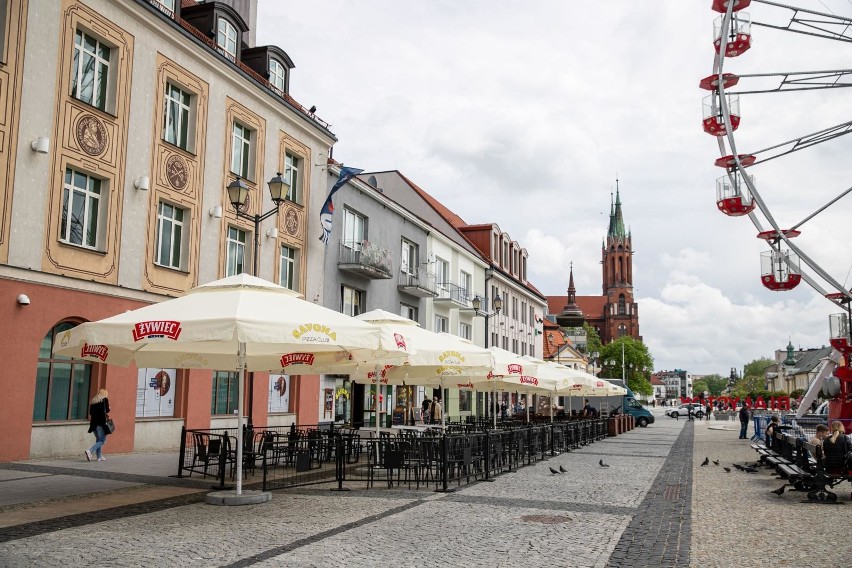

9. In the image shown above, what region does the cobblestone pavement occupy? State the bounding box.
[1,414,845,567]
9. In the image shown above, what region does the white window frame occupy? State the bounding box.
[61,167,104,250]
[459,270,472,300]
[230,122,253,180]
[284,152,301,203]
[434,314,449,333]
[216,17,238,62]
[400,239,417,276]
[342,285,363,317]
[400,303,418,322]
[71,29,111,111]
[279,244,299,291]
[155,200,187,270]
[269,58,286,92]
[459,322,472,340]
[163,82,193,151]
[226,226,247,276]
[435,257,449,288]
[342,208,366,251]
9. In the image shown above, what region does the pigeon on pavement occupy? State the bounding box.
[771,485,786,496]
[744,466,758,474]
[559,465,567,473]
[723,467,731,473]
[701,457,709,466]
[599,459,610,468]
[549,467,561,475]
[713,459,720,466]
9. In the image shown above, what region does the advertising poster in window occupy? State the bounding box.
[269,374,290,413]
[136,368,175,417]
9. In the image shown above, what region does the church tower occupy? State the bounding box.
[601,183,640,342]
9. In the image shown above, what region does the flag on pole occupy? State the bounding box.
[319,166,364,245]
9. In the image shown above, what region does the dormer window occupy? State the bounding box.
[269,58,287,92]
[217,17,238,62]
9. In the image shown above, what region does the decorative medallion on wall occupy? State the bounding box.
[165,154,189,190]
[285,207,299,236]
[75,115,108,156]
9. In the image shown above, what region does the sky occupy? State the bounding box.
[255,0,852,375]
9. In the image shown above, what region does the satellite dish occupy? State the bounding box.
[822,376,841,398]
[367,175,378,188]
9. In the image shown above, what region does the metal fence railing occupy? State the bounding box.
[175,419,614,493]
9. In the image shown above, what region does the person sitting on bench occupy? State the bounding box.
[822,421,851,474]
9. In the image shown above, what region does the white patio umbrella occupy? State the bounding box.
[470,347,544,426]
[54,274,402,496]
[349,310,494,433]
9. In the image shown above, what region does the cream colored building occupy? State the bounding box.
[1,0,336,461]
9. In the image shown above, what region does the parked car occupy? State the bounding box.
[666,403,704,418]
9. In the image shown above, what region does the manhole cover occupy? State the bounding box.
[520,515,572,524]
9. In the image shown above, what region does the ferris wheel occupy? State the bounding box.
[705,0,852,418]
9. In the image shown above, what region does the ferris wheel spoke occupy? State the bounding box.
[746,119,852,165]
[789,185,852,232]
[730,69,852,94]
[753,0,852,42]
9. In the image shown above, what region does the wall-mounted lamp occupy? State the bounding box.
[17,294,30,306]
[209,205,223,218]
[31,137,49,154]
[134,176,150,191]
[266,227,278,239]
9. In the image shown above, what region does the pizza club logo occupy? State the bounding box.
[133,320,182,341]
[292,323,337,343]
[456,382,474,389]
[520,376,538,386]
[596,381,605,388]
[393,333,407,350]
[280,353,315,368]
[81,343,108,361]
[507,363,523,374]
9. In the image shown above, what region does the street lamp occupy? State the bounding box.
[605,342,627,386]
[471,294,503,348]
[227,173,289,277]
[227,173,288,428]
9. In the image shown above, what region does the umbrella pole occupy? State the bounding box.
[526,390,530,424]
[236,343,246,495]
[492,384,497,429]
[550,390,553,423]
[441,378,446,432]
[374,364,381,443]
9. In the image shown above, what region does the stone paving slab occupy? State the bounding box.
[0,416,741,568]
[689,419,852,568]
[0,474,140,508]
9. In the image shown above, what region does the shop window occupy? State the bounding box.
[211,371,239,415]
[33,322,92,421]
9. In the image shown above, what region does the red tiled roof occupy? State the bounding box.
[547,295,607,319]
[398,172,469,228]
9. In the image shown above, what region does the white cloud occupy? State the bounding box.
[256,0,852,376]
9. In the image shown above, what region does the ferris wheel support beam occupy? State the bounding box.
[747,119,852,165]
[790,184,852,232]
[715,3,852,303]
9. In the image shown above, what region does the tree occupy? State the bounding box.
[599,336,655,396]
[743,357,774,379]
[700,374,727,396]
[693,379,709,396]
[732,357,774,398]
[583,323,603,358]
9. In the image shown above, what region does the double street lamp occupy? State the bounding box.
[226,173,289,427]
[226,173,289,277]
[470,294,503,348]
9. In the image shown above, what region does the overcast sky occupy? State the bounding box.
[256,0,852,375]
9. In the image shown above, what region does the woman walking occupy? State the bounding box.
[85,388,111,462]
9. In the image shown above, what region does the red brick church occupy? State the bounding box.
[546,187,641,345]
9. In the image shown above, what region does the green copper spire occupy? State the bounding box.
[608,179,627,239]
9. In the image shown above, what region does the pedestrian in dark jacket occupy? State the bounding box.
[85,389,110,462]
[738,404,750,439]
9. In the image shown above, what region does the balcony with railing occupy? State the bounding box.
[434,282,473,307]
[398,267,438,297]
[338,240,393,279]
